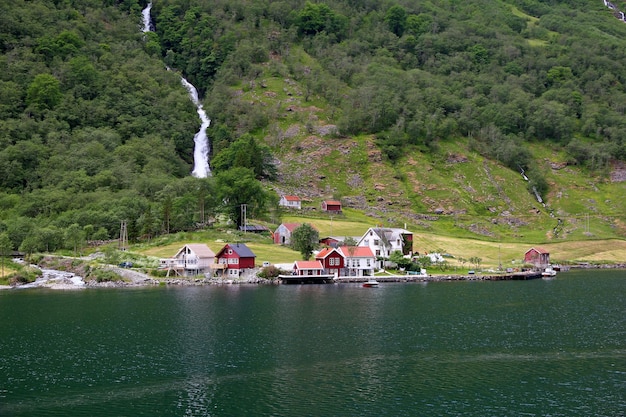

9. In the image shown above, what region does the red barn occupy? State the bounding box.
[216,243,256,277]
[315,247,344,277]
[321,200,342,213]
[524,247,550,267]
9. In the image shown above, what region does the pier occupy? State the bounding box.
[334,271,542,284]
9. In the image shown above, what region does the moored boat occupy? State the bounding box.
[542,266,557,278]
[363,279,379,287]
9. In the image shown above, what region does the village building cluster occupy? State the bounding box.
[159,224,415,280]
[159,195,551,281]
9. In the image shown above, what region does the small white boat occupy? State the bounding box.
[362,279,379,288]
[542,266,557,278]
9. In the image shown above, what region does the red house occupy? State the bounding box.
[524,247,550,267]
[322,200,342,213]
[216,243,256,277]
[315,247,344,277]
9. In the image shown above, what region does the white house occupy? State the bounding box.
[337,246,376,277]
[357,227,413,269]
[279,195,302,209]
[159,244,216,276]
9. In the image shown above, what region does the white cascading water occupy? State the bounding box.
[141,2,152,32]
[181,78,212,178]
[141,2,212,177]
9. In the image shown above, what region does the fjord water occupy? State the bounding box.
[1,270,624,416]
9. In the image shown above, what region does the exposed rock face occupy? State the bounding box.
[610,161,626,182]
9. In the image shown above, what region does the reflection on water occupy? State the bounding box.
[0,270,625,416]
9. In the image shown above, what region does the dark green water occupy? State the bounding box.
[1,270,624,416]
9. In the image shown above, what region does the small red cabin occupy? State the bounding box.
[524,247,550,267]
[322,200,342,213]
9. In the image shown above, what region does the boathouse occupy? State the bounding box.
[279,260,334,284]
[524,247,550,267]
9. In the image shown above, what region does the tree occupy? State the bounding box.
[211,135,276,180]
[19,234,40,257]
[385,5,408,36]
[0,232,12,278]
[215,167,268,228]
[291,223,319,260]
[389,250,411,269]
[64,223,84,256]
[26,74,63,111]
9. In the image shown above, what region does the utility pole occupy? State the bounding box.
[119,220,128,251]
[241,204,247,233]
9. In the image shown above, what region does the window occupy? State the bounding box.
[374,239,379,245]
[329,258,335,266]
[376,250,380,256]
[366,259,371,267]
[228,249,233,255]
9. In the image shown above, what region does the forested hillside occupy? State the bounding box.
[1,0,625,255]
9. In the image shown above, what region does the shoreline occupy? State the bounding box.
[3,264,624,290]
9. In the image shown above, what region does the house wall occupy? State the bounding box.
[274,224,292,245]
[280,197,301,209]
[343,257,375,277]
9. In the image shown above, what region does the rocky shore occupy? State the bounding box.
[3,261,624,291]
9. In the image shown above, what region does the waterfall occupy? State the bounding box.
[140,3,212,178]
[603,0,626,22]
[181,79,212,178]
[141,2,152,32]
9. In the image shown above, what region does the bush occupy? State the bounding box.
[88,268,122,283]
[257,265,282,279]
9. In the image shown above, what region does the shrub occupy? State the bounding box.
[88,268,122,283]
[257,265,282,279]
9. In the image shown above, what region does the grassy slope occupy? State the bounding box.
[129,40,626,270]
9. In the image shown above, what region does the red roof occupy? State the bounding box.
[282,223,302,232]
[338,246,375,258]
[324,200,342,206]
[316,247,339,259]
[283,195,301,201]
[526,247,549,254]
[294,260,324,270]
[281,223,318,232]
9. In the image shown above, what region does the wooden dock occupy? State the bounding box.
[335,271,543,284]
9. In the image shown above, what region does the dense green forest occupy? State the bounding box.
[1,0,625,254]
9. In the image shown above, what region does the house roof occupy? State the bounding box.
[323,200,342,205]
[526,247,549,254]
[316,247,341,259]
[294,260,324,270]
[278,223,318,232]
[360,227,412,244]
[217,243,256,258]
[175,244,215,258]
[282,195,301,201]
[338,246,375,258]
[238,225,270,232]
[280,223,302,232]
